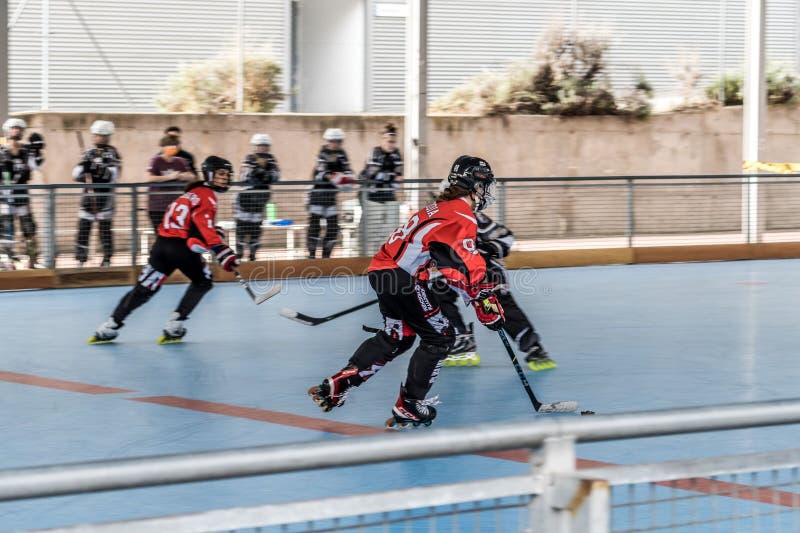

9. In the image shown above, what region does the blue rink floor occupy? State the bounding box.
[2,259,800,531]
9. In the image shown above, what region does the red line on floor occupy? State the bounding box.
[128,395,800,508]
[0,370,133,394]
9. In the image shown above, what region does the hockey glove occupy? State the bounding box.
[472,294,505,331]
[212,244,239,272]
[28,132,45,150]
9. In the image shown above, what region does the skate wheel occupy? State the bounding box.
[87,336,113,345]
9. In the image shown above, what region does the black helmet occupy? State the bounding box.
[447,155,496,210]
[201,155,233,192]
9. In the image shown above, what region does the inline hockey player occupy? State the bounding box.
[306,128,353,258]
[73,120,121,267]
[431,209,556,371]
[0,118,44,269]
[235,133,280,261]
[308,155,505,429]
[88,156,239,344]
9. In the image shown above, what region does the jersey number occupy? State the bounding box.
[163,203,190,230]
[388,215,420,244]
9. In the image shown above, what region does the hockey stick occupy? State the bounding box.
[362,324,381,333]
[233,267,281,305]
[280,299,379,326]
[497,329,578,414]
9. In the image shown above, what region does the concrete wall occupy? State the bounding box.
[18,106,800,187]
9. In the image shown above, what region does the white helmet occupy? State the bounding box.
[323,128,345,141]
[250,133,272,146]
[90,120,114,136]
[2,118,26,133]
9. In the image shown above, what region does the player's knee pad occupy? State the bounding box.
[376,330,415,360]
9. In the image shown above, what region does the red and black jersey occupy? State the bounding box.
[157,183,224,248]
[369,197,487,291]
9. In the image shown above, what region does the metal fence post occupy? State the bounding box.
[530,436,577,533]
[359,187,368,258]
[497,179,507,225]
[626,178,635,248]
[130,186,138,266]
[46,188,56,269]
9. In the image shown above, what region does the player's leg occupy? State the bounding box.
[75,213,93,266]
[247,220,262,262]
[309,271,416,412]
[321,209,339,258]
[306,208,322,258]
[90,240,175,343]
[386,280,455,428]
[429,277,479,366]
[98,215,113,267]
[164,244,213,341]
[498,289,556,371]
[234,218,247,260]
[18,207,38,268]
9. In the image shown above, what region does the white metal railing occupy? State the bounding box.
[10,398,800,532]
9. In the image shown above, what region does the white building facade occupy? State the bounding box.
[7,0,800,113]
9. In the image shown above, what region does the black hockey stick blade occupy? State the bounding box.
[497,329,578,414]
[280,299,379,326]
[362,324,381,333]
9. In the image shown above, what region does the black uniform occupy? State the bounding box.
[0,144,43,263]
[235,152,280,260]
[73,144,122,264]
[362,146,403,203]
[307,146,353,258]
[431,212,543,352]
[176,148,197,176]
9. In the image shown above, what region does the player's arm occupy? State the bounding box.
[477,215,514,259]
[187,192,239,272]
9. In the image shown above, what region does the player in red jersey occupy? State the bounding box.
[309,155,505,429]
[88,156,239,344]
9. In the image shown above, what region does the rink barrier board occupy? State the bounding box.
[3,244,800,291]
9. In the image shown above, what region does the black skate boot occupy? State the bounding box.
[525,343,557,371]
[308,365,361,412]
[88,317,121,344]
[157,312,187,344]
[443,323,480,367]
[385,385,439,430]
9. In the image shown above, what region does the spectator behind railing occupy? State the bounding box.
[307,128,354,259]
[72,120,121,268]
[360,122,403,255]
[234,133,280,261]
[0,118,44,269]
[145,135,196,231]
[164,125,197,176]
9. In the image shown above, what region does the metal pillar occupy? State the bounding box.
[1,0,8,120]
[742,0,766,243]
[405,0,427,208]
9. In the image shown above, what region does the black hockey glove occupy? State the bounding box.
[28,132,45,151]
[212,244,239,272]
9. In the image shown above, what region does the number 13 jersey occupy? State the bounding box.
[157,183,225,248]
[369,197,487,289]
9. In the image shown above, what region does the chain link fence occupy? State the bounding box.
[1,174,797,270]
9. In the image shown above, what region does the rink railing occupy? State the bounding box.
[9,398,800,532]
[2,172,800,270]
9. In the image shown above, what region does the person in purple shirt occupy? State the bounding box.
[145,136,196,230]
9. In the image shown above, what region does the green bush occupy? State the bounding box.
[705,65,800,106]
[431,26,651,118]
[157,53,283,113]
